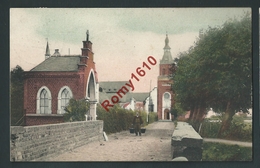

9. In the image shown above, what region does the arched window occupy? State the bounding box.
[61,88,70,114]
[163,92,171,109]
[57,86,73,114]
[40,89,49,114]
[36,86,52,114]
[162,92,172,120]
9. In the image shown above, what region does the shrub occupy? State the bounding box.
[63,98,89,122]
[148,112,158,124]
[200,119,221,138]
[223,115,252,142]
[97,104,134,134]
[200,115,252,142]
[96,104,158,134]
[202,142,252,161]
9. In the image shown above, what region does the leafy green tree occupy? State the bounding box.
[171,102,186,120]
[63,98,89,122]
[10,65,24,126]
[173,51,208,130]
[202,14,251,136]
[172,13,251,135]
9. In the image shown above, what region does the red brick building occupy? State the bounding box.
[23,32,98,126]
[157,34,175,120]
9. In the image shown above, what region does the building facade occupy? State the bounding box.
[23,32,98,126]
[144,87,157,113]
[98,81,148,110]
[157,34,175,120]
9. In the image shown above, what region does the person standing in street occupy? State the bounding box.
[133,112,143,136]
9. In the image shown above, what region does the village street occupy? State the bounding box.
[47,121,252,162]
[48,121,175,161]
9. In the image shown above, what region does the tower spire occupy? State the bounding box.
[45,38,50,59]
[160,33,173,64]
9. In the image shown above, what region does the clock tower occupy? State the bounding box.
[157,34,175,120]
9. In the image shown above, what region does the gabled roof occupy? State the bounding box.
[99,92,110,103]
[98,91,149,103]
[99,81,128,93]
[124,92,149,102]
[98,81,149,103]
[30,55,81,72]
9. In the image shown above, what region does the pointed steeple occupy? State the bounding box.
[45,40,50,59]
[160,33,173,64]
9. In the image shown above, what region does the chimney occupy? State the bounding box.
[52,49,61,57]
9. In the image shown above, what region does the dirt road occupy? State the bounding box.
[47,121,175,161]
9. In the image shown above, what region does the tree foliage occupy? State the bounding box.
[63,98,89,122]
[172,13,252,135]
[170,102,186,120]
[10,65,24,126]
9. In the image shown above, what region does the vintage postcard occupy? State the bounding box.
[10,8,252,162]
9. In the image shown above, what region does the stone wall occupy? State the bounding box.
[171,122,203,161]
[10,120,103,161]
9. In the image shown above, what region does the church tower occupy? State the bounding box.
[157,34,175,120]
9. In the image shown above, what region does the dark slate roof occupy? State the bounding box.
[30,55,81,72]
[99,91,149,103]
[123,92,149,102]
[99,81,128,93]
[99,92,110,103]
[98,81,149,103]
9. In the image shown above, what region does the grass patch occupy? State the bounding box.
[200,115,252,142]
[202,142,252,161]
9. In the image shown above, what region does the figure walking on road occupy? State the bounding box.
[133,112,143,136]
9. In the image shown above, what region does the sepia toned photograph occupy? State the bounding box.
[10,8,252,162]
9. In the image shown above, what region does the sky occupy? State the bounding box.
[10,8,250,92]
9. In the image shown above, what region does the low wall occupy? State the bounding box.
[171,122,203,161]
[10,120,103,161]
